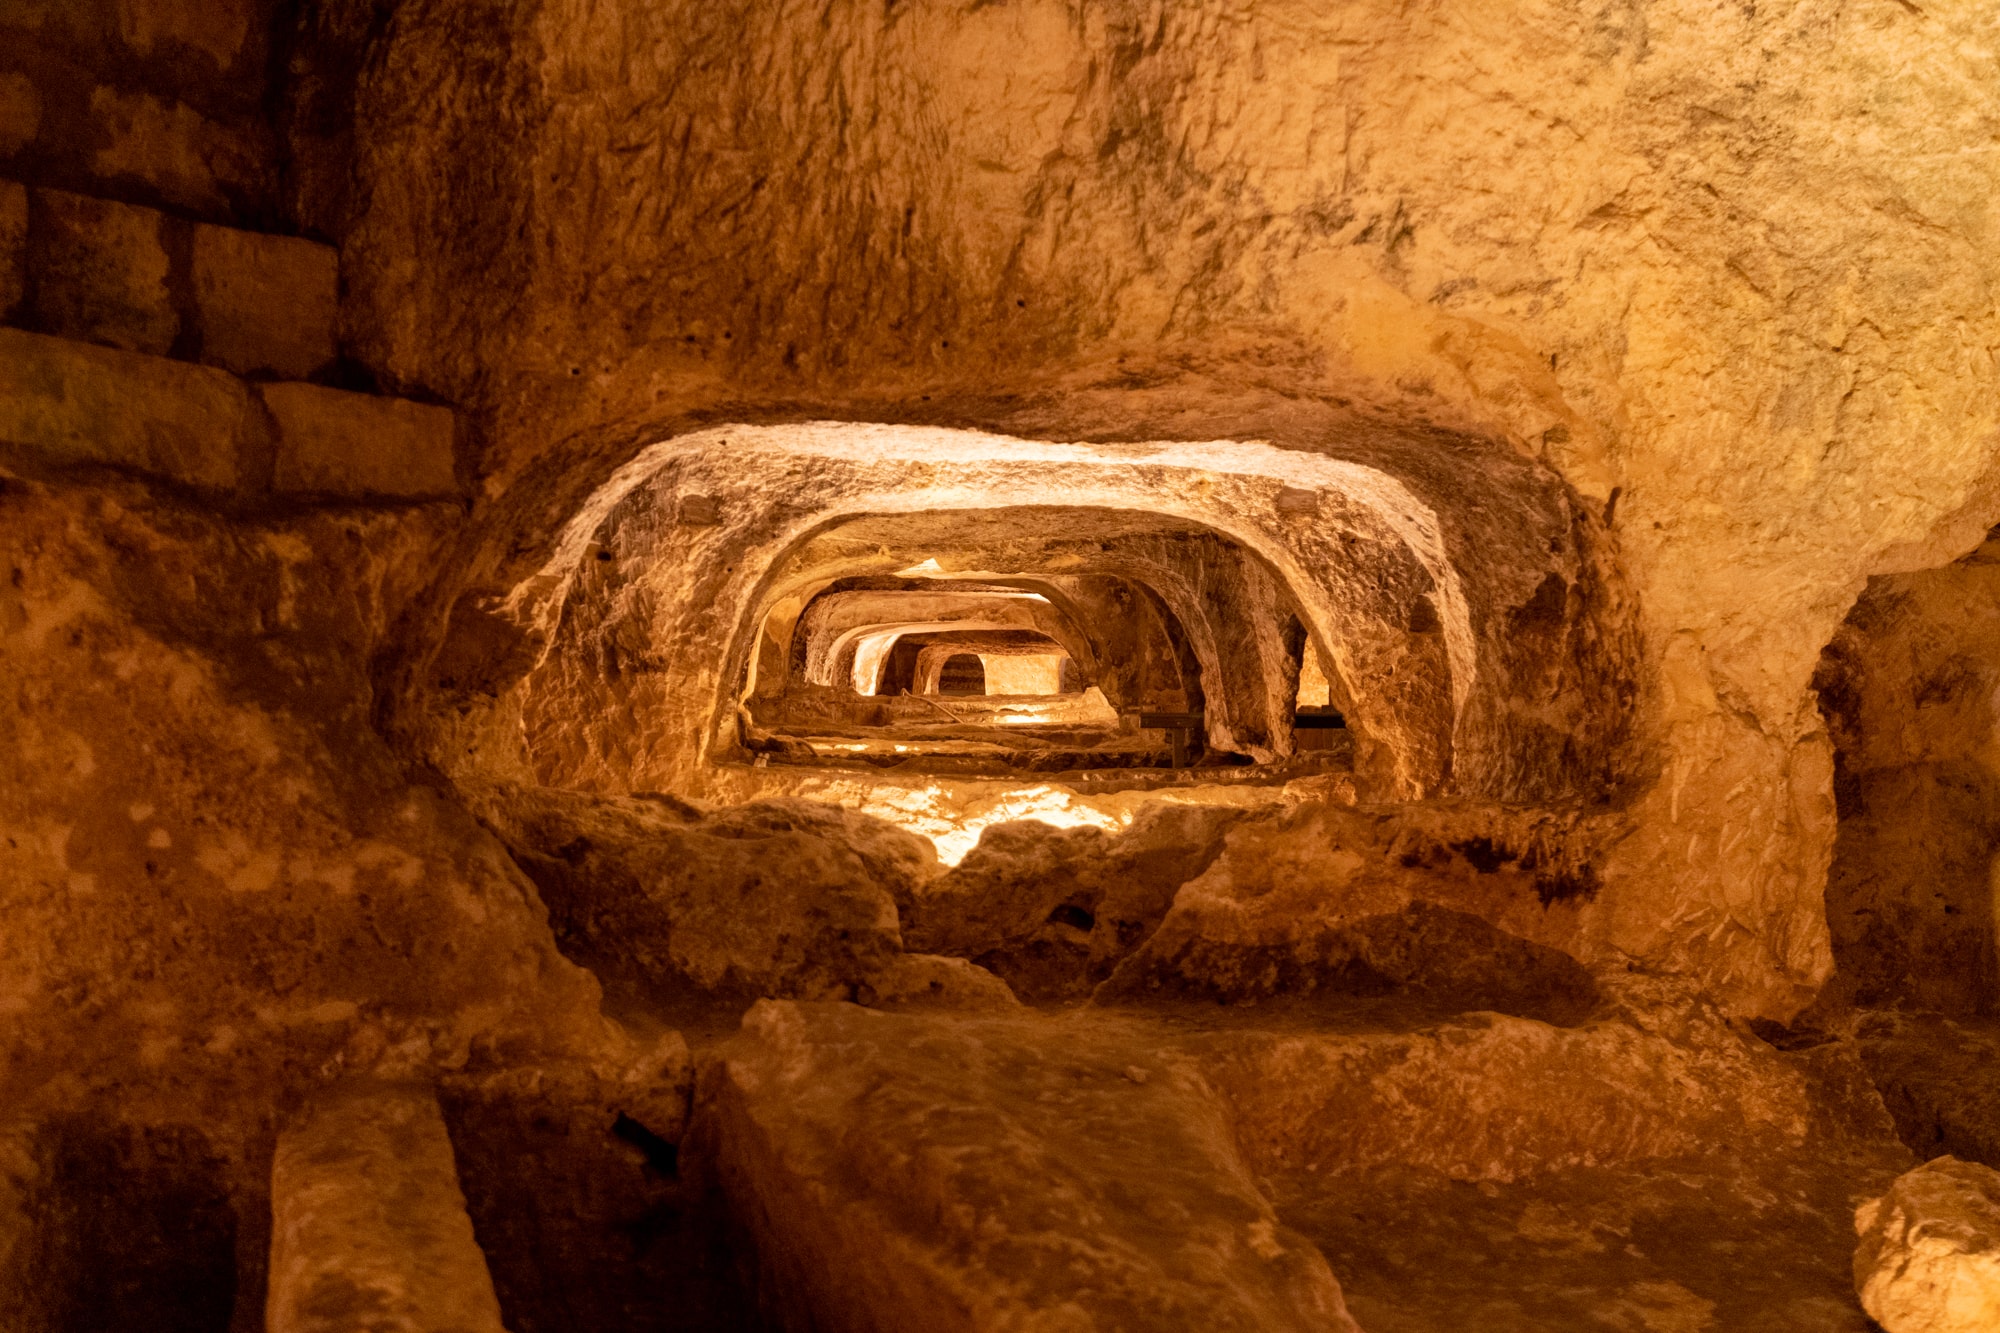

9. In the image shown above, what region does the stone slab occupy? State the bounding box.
[268,1080,506,1333]
[114,0,260,72]
[1182,990,1815,1184]
[474,784,930,1002]
[694,1001,1360,1333]
[1289,1151,1899,1332]
[192,223,337,379]
[262,380,456,498]
[0,326,256,489]
[31,188,178,355]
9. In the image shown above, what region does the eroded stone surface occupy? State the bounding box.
[474,783,942,1005]
[264,381,458,498]
[1854,1156,2000,1333]
[1100,801,1607,1023]
[853,952,1023,1013]
[694,1000,1360,1333]
[904,803,1244,1001]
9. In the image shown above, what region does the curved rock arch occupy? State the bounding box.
[489,419,1633,806]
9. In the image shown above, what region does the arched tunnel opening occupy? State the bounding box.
[734,505,1352,778]
[424,418,1643,1033]
[386,420,1699,1332]
[457,423,1641,866]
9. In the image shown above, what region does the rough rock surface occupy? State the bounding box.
[903,803,1244,1000]
[1854,1156,2000,1333]
[473,783,944,1005]
[1100,801,1605,1023]
[853,952,1023,1013]
[0,474,634,1126]
[313,0,2000,1018]
[1855,1013,2000,1173]
[1188,978,1815,1184]
[4,2,2000,1326]
[1296,1150,1904,1333]
[693,1000,1360,1333]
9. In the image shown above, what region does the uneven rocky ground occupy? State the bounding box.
[445,783,1957,1331]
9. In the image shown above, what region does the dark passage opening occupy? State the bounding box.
[936,653,986,696]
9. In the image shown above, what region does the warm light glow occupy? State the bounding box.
[980,654,1064,695]
[1298,639,1332,709]
[707,762,1346,867]
[850,631,906,695]
[911,785,1130,864]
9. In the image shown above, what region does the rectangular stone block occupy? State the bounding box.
[115,0,260,73]
[87,84,270,220]
[192,224,337,379]
[0,326,257,489]
[0,180,25,321]
[0,1120,50,1332]
[30,188,178,354]
[696,1002,1362,1333]
[268,1081,506,1333]
[262,381,456,498]
[0,70,41,158]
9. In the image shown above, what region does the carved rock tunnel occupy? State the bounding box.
[450,422,1638,866]
[15,3,2000,1324]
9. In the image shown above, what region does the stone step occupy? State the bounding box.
[0,178,335,380]
[0,326,457,499]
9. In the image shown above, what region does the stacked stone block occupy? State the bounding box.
[3,183,335,377]
[0,178,457,500]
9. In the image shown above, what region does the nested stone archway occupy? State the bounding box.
[485,420,1636,809]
